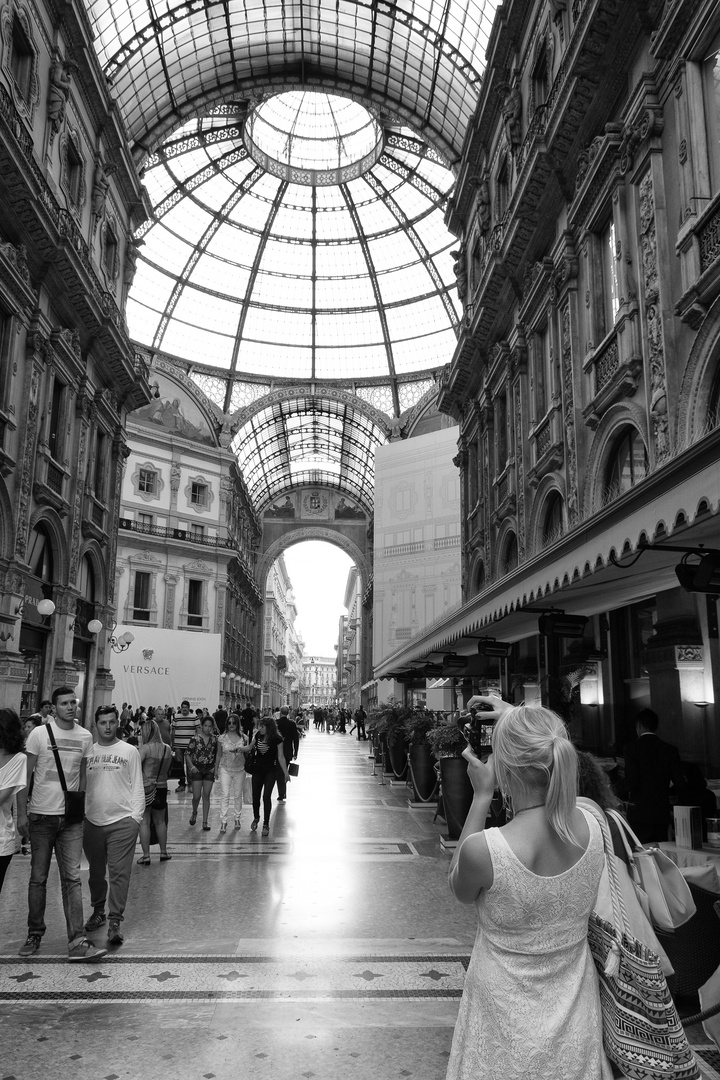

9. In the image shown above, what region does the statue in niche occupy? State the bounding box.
[451,248,468,303]
[91,159,116,219]
[48,55,77,133]
[478,178,491,234]
[388,415,405,441]
[123,237,144,289]
[501,84,522,149]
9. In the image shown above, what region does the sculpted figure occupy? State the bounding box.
[502,84,522,149]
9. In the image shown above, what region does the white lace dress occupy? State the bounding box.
[446,806,613,1080]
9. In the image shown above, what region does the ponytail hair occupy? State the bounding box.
[492,705,579,845]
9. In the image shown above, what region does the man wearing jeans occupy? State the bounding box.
[16,686,106,962]
[83,705,145,946]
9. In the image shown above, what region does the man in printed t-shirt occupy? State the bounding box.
[16,686,107,962]
[83,705,145,946]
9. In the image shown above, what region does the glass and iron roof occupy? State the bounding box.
[84,0,499,164]
[233,395,386,512]
[128,93,461,389]
[81,0,501,508]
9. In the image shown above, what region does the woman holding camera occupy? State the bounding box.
[446,701,611,1080]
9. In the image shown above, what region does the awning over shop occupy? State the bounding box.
[375,431,720,677]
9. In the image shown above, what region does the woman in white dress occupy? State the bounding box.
[0,709,27,895]
[446,702,612,1080]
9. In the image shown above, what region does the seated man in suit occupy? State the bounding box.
[623,708,684,844]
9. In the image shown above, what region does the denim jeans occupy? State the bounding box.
[28,814,85,947]
[83,817,140,923]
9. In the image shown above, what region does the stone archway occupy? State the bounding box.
[257,520,371,711]
[258,526,369,593]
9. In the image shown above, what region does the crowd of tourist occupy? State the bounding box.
[1,685,716,1077]
[0,690,308,957]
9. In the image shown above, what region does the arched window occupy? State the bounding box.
[27,524,53,582]
[605,428,647,499]
[501,533,518,576]
[708,358,720,429]
[542,493,564,547]
[473,560,485,596]
[78,556,96,602]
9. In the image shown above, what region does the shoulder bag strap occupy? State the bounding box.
[46,725,69,793]
[578,798,628,934]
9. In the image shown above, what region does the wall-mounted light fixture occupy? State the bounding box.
[477,637,512,658]
[221,670,227,679]
[538,610,588,638]
[87,619,103,635]
[108,622,134,653]
[16,598,56,619]
[611,541,720,596]
[442,653,467,669]
[675,551,720,594]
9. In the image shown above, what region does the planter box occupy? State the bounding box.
[408,743,438,802]
[438,756,473,840]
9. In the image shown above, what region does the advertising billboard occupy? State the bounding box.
[109,626,221,711]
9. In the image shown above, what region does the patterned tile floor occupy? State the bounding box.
[1,730,717,1080]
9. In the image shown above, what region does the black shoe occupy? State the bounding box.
[107,921,124,946]
[85,910,107,933]
[19,934,41,957]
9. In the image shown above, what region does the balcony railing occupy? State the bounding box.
[699,204,720,274]
[594,335,620,394]
[46,461,64,495]
[383,541,424,556]
[433,536,460,549]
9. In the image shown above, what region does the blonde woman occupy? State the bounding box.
[446,702,611,1080]
[137,719,173,864]
[214,714,250,832]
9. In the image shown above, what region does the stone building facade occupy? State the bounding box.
[0,0,150,720]
[380,0,720,770]
[118,357,263,712]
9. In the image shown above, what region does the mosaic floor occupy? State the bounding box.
[1,730,717,1080]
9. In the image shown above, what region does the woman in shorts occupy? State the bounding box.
[137,718,173,864]
[186,716,218,830]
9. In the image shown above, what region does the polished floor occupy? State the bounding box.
[1,730,717,1080]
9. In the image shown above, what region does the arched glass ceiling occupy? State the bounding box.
[233,395,386,513]
[83,0,500,164]
[128,93,461,394]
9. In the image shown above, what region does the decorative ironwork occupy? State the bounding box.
[594,337,620,393]
[699,205,720,273]
[535,417,552,458]
[46,461,64,495]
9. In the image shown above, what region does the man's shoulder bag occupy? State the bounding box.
[46,725,86,825]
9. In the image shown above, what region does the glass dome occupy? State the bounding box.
[127,91,461,388]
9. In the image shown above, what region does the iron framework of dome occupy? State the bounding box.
[81,0,502,507]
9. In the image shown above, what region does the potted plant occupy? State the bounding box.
[427,717,472,840]
[369,699,409,779]
[402,711,438,802]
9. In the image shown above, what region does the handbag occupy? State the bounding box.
[244,748,257,776]
[46,726,86,825]
[288,761,299,777]
[606,810,696,930]
[585,802,699,1080]
[578,802,674,977]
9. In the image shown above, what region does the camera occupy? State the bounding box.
[463,699,498,758]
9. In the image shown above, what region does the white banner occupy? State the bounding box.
[109,627,221,713]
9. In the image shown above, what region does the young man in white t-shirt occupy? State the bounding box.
[16,687,106,961]
[83,705,145,946]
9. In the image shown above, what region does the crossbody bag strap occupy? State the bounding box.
[46,725,69,793]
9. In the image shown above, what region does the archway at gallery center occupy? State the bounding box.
[257,524,369,707]
[258,526,369,596]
